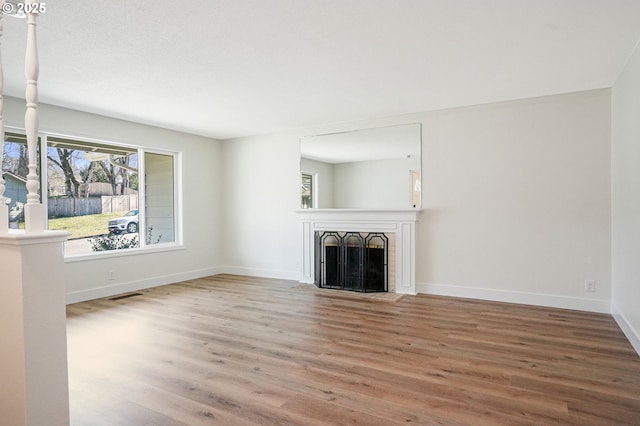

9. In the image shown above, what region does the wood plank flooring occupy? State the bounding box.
[66,275,640,425]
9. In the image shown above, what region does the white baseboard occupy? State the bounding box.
[611,302,640,357]
[416,282,611,314]
[65,266,224,304]
[218,265,299,281]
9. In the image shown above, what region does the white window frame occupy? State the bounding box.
[301,170,317,209]
[140,148,183,248]
[7,127,184,259]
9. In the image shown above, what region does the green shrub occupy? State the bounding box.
[89,227,161,252]
[89,233,139,251]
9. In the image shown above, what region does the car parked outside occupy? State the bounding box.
[108,209,139,234]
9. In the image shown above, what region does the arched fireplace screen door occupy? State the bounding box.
[314,231,388,292]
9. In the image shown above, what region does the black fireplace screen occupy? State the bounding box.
[315,231,388,293]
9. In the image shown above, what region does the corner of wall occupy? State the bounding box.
[612,302,640,357]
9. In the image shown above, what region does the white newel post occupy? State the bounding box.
[0,3,71,426]
[24,2,45,232]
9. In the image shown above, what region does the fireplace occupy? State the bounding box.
[297,209,421,295]
[315,231,389,292]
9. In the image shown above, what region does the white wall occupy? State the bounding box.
[220,132,300,279]
[222,89,612,313]
[333,157,420,208]
[4,96,223,302]
[420,90,611,312]
[612,43,640,353]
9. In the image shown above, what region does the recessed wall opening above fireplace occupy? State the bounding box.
[315,231,391,293]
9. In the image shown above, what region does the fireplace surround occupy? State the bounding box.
[297,209,421,295]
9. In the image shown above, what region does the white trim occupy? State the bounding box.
[219,265,300,281]
[612,302,640,357]
[175,151,184,246]
[417,282,611,314]
[138,147,147,242]
[300,170,317,209]
[65,266,223,304]
[296,208,422,222]
[0,229,69,245]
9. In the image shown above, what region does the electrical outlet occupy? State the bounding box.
[107,270,116,281]
[585,280,596,292]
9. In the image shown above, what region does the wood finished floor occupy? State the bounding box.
[66,275,640,425]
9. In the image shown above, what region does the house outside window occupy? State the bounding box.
[1,132,38,227]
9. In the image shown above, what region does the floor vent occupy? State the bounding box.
[109,293,143,301]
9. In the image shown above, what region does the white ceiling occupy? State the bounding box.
[3,0,640,140]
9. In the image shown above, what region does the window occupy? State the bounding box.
[144,152,175,244]
[301,172,313,208]
[2,130,180,256]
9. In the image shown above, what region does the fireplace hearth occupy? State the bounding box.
[315,231,388,293]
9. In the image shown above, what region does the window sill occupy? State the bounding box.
[64,243,185,263]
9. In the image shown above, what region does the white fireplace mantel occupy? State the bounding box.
[296,209,422,295]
